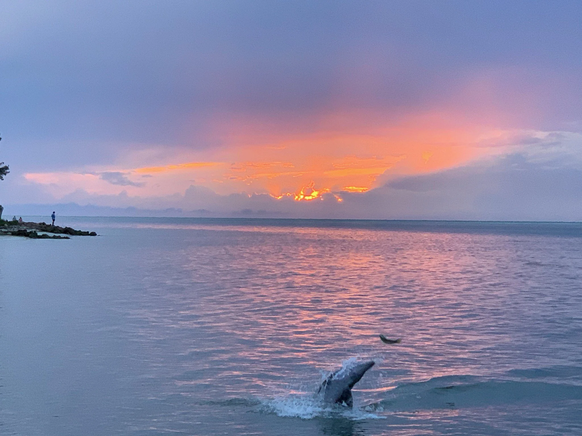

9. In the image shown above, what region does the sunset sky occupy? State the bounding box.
[1,1,581,220]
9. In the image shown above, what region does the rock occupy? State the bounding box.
[1,221,95,239]
[22,222,97,236]
[8,229,70,239]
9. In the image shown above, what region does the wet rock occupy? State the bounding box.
[1,221,96,239]
[8,229,70,239]
[23,222,97,236]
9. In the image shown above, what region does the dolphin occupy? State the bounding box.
[317,360,375,408]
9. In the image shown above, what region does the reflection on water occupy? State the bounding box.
[1,218,582,435]
[317,417,366,436]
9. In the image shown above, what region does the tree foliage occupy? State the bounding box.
[0,135,7,180]
[0,162,8,180]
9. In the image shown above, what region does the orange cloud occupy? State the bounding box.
[134,161,220,174]
[294,182,328,201]
[128,108,512,200]
[205,111,502,198]
[23,107,519,205]
[343,186,369,193]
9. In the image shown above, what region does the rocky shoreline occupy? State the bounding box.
[0,220,97,239]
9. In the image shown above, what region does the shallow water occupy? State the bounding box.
[1,218,582,435]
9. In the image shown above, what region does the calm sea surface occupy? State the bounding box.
[1,218,582,435]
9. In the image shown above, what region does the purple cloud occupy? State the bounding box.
[99,172,144,187]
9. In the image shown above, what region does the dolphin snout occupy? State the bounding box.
[356,360,375,372]
[347,360,375,387]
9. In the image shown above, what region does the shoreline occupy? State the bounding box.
[0,220,97,239]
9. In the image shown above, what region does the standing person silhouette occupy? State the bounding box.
[51,211,56,226]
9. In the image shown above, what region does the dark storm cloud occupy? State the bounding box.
[1,0,582,169]
[346,153,582,221]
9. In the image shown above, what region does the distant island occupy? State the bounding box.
[0,218,97,239]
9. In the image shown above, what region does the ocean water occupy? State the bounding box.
[1,217,582,435]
